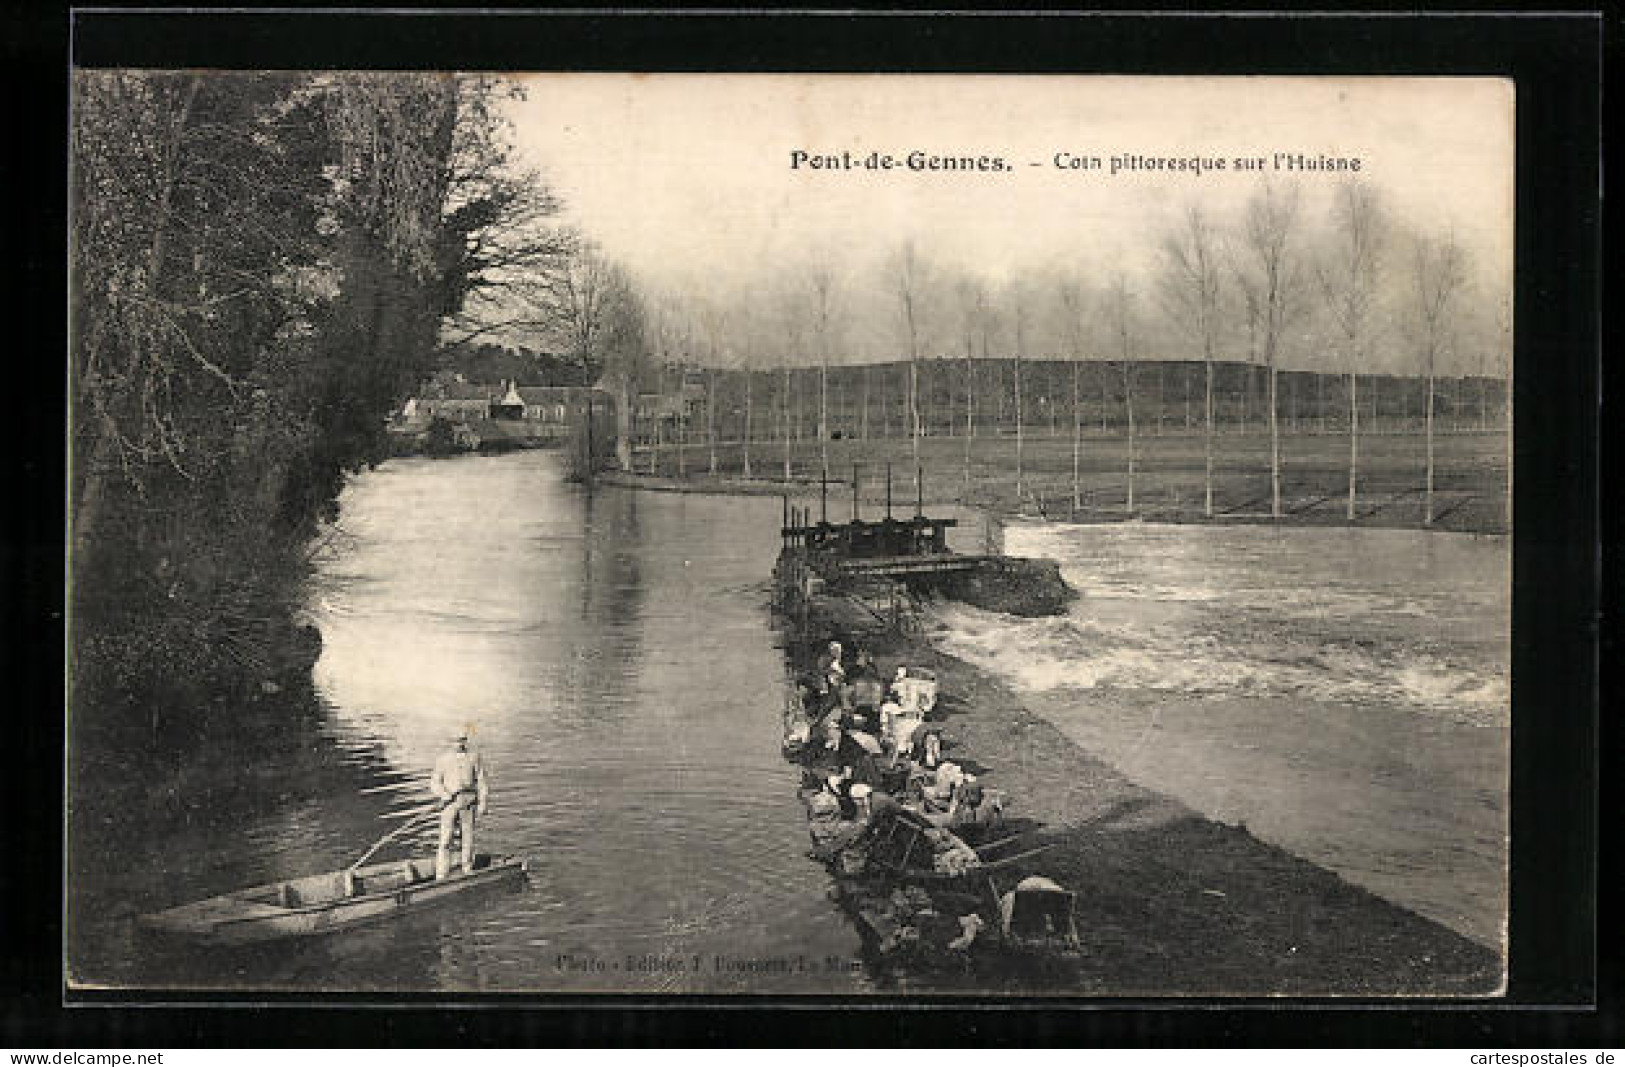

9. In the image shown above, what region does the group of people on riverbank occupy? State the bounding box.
[783,636,1082,965]
[786,639,1004,847]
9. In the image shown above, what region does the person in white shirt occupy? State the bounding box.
[430,730,489,880]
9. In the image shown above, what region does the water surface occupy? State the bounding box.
[81,451,863,992]
[930,520,1509,949]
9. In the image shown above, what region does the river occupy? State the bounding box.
[930,519,1509,950]
[73,451,1508,990]
[79,450,864,992]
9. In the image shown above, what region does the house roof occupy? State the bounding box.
[439,383,495,401]
[515,386,609,404]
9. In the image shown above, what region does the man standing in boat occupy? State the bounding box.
[431,729,489,880]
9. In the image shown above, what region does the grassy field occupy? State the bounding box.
[629,424,1510,535]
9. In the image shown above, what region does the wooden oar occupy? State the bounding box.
[349,805,440,872]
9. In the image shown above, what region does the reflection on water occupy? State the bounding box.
[83,451,863,992]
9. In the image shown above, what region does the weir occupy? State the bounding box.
[774,466,1075,629]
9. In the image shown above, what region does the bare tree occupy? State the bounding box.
[542,238,615,383]
[1316,181,1385,521]
[1002,278,1036,502]
[645,297,687,475]
[595,266,652,472]
[437,77,572,350]
[801,263,839,486]
[1234,183,1304,519]
[1057,274,1091,515]
[741,357,755,480]
[695,302,729,475]
[893,242,927,500]
[1412,228,1468,526]
[955,278,991,498]
[1108,276,1138,513]
[1158,203,1224,517]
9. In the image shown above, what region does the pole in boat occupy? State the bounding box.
[349,806,439,873]
[852,463,860,522]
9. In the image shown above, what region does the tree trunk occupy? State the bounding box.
[1071,358,1082,514]
[73,76,200,569]
[615,378,634,472]
[861,364,870,441]
[882,364,892,439]
[1347,371,1359,521]
[909,357,921,500]
[742,370,753,478]
[1425,368,1436,525]
[1155,363,1165,436]
[963,340,974,498]
[1014,350,1025,501]
[1204,355,1214,518]
[706,368,717,475]
[1269,361,1281,519]
[1124,359,1136,513]
[818,360,829,484]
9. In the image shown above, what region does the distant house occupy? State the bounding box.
[417,381,497,422]
[635,393,687,422]
[635,383,704,424]
[514,385,615,436]
[490,380,527,420]
[394,378,618,449]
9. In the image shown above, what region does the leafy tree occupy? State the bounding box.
[70,71,480,748]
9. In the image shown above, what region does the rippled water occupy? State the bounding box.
[939,521,1509,724]
[82,451,864,992]
[71,459,1509,988]
[929,519,1509,949]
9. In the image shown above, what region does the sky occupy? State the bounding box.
[506,75,1513,369]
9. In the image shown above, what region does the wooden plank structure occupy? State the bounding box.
[780,462,961,572]
[782,516,957,557]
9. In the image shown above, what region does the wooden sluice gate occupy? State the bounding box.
[773,464,1077,630]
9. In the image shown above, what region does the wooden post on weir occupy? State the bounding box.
[852,464,860,522]
[820,471,828,524]
[886,463,893,519]
[916,464,923,517]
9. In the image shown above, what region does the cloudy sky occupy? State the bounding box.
[511,75,1510,280]
[506,75,1512,369]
